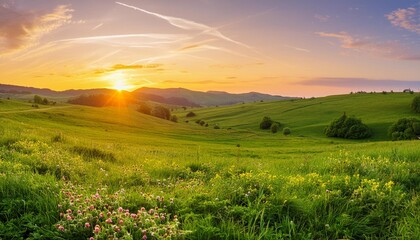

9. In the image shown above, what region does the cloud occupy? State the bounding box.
[314,14,330,22]
[115,2,253,50]
[0,4,73,54]
[94,63,163,74]
[284,45,310,53]
[316,31,420,60]
[299,77,420,90]
[386,7,420,34]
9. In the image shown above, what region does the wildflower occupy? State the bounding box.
[119,219,124,225]
[58,204,62,209]
[94,225,101,234]
[326,189,330,193]
[106,218,113,224]
[99,212,104,218]
[131,213,137,218]
[66,215,72,220]
[140,207,146,212]
[57,225,65,232]
[85,222,91,228]
[114,226,121,232]
[66,209,72,214]
[89,237,95,240]
[118,207,124,213]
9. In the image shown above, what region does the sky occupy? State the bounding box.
[1,0,420,97]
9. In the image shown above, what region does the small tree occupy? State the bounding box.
[325,113,372,139]
[186,111,196,117]
[411,95,420,113]
[137,103,152,115]
[260,116,273,130]
[283,127,291,136]
[34,95,43,104]
[389,118,420,140]
[270,123,279,133]
[170,115,178,123]
[42,98,49,105]
[151,105,171,120]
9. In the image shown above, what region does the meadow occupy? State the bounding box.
[0,92,419,239]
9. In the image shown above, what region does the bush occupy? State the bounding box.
[151,105,171,120]
[137,103,152,115]
[186,111,196,117]
[170,115,178,123]
[199,120,206,126]
[388,118,420,140]
[411,95,420,113]
[259,117,273,130]
[325,113,372,139]
[283,127,291,136]
[270,123,279,133]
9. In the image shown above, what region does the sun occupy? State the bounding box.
[113,79,129,91]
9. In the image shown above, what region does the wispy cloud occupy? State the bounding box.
[387,7,420,34]
[115,2,253,50]
[284,45,310,53]
[314,14,330,22]
[94,63,163,74]
[92,23,104,31]
[299,77,420,90]
[316,31,420,60]
[0,4,73,54]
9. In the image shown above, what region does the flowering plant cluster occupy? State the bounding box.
[55,182,185,239]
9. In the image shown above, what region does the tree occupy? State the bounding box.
[325,113,372,139]
[151,105,171,120]
[260,116,273,130]
[186,111,196,117]
[411,95,420,113]
[42,97,49,105]
[170,115,178,123]
[270,123,279,133]
[388,118,420,140]
[283,127,291,136]
[137,103,152,115]
[34,95,43,104]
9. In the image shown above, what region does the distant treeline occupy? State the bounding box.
[68,94,133,107]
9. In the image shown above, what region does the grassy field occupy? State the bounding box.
[0,93,419,239]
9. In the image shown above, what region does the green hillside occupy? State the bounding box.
[0,93,419,239]
[178,92,418,140]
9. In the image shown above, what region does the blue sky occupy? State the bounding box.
[0,0,419,96]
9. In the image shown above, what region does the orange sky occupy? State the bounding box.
[1,0,419,97]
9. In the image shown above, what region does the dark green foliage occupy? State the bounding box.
[270,123,279,133]
[137,102,151,115]
[186,111,196,117]
[199,120,206,126]
[325,113,372,139]
[411,95,420,113]
[33,95,42,104]
[388,118,420,140]
[68,94,112,107]
[151,105,171,120]
[259,116,273,130]
[71,146,116,162]
[42,97,49,105]
[283,127,291,136]
[170,115,178,123]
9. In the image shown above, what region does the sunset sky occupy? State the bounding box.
[1,0,420,97]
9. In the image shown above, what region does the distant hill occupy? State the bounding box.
[0,84,292,107]
[133,87,292,106]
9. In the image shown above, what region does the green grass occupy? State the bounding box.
[0,93,419,239]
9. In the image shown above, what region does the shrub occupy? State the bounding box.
[170,115,178,123]
[259,117,273,130]
[151,105,171,120]
[388,118,420,140]
[186,111,196,117]
[283,127,291,136]
[270,123,279,133]
[71,146,116,162]
[137,103,152,115]
[199,120,206,126]
[325,113,372,139]
[411,95,420,113]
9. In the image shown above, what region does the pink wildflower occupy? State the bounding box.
[118,207,123,213]
[105,218,112,224]
[85,222,91,228]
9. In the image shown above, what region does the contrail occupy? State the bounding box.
[115,1,253,50]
